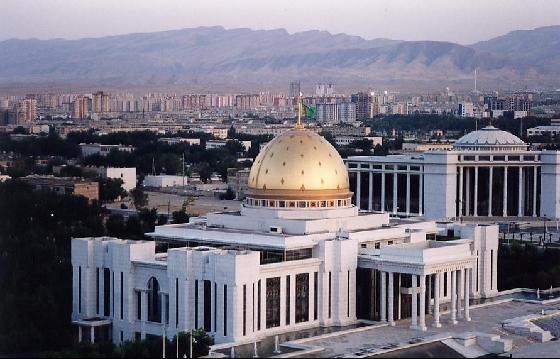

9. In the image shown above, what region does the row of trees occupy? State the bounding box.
[47,330,213,358]
[498,242,560,290]
[0,179,197,354]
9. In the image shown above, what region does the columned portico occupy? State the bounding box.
[346,126,555,220]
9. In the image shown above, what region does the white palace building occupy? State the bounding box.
[346,126,560,220]
[71,126,499,346]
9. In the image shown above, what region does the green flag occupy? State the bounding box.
[302,103,315,118]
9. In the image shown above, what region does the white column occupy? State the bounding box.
[427,275,432,315]
[289,276,296,326]
[91,326,95,343]
[466,168,471,216]
[433,273,441,328]
[419,274,427,331]
[457,269,464,319]
[406,173,411,216]
[474,167,479,216]
[280,276,286,327]
[419,174,423,216]
[488,167,493,216]
[392,172,398,214]
[78,326,83,342]
[380,271,387,322]
[368,172,373,211]
[381,172,386,212]
[451,270,457,325]
[356,171,361,210]
[410,275,418,329]
[533,167,538,217]
[397,274,402,320]
[388,273,394,326]
[503,167,508,217]
[518,167,524,217]
[458,166,463,216]
[464,269,471,321]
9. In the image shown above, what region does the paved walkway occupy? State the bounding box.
[305,300,560,358]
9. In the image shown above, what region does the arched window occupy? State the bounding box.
[147,277,161,323]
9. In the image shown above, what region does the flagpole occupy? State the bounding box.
[296,92,303,129]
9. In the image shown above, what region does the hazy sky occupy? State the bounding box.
[1,0,559,44]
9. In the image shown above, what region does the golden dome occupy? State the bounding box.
[247,128,351,200]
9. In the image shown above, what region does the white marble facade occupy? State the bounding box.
[347,126,560,220]
[71,127,500,345]
[71,215,498,344]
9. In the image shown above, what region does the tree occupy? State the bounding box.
[99,177,127,203]
[0,179,104,354]
[125,216,145,240]
[196,163,212,183]
[220,187,236,200]
[106,214,126,238]
[130,187,148,209]
[138,208,158,233]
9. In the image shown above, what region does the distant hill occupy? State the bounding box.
[0,25,558,90]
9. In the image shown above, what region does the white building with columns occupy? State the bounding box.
[71,127,499,345]
[346,126,560,220]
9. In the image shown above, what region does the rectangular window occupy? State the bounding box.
[120,272,124,320]
[252,283,255,331]
[104,269,110,317]
[347,270,350,317]
[286,276,291,325]
[257,280,261,331]
[314,272,318,321]
[223,285,228,337]
[78,266,82,313]
[176,278,179,327]
[243,285,247,336]
[137,291,141,320]
[490,250,494,290]
[295,273,309,323]
[266,277,281,329]
[328,272,332,319]
[96,268,100,315]
[214,283,217,332]
[203,280,211,332]
[194,280,199,329]
[112,272,115,317]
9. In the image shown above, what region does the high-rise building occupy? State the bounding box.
[337,102,357,123]
[92,91,109,113]
[17,98,37,124]
[315,83,335,96]
[288,81,301,98]
[316,103,338,123]
[351,92,371,120]
[72,96,89,119]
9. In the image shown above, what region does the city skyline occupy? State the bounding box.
[1,0,560,44]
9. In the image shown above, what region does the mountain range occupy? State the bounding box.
[0,25,559,91]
